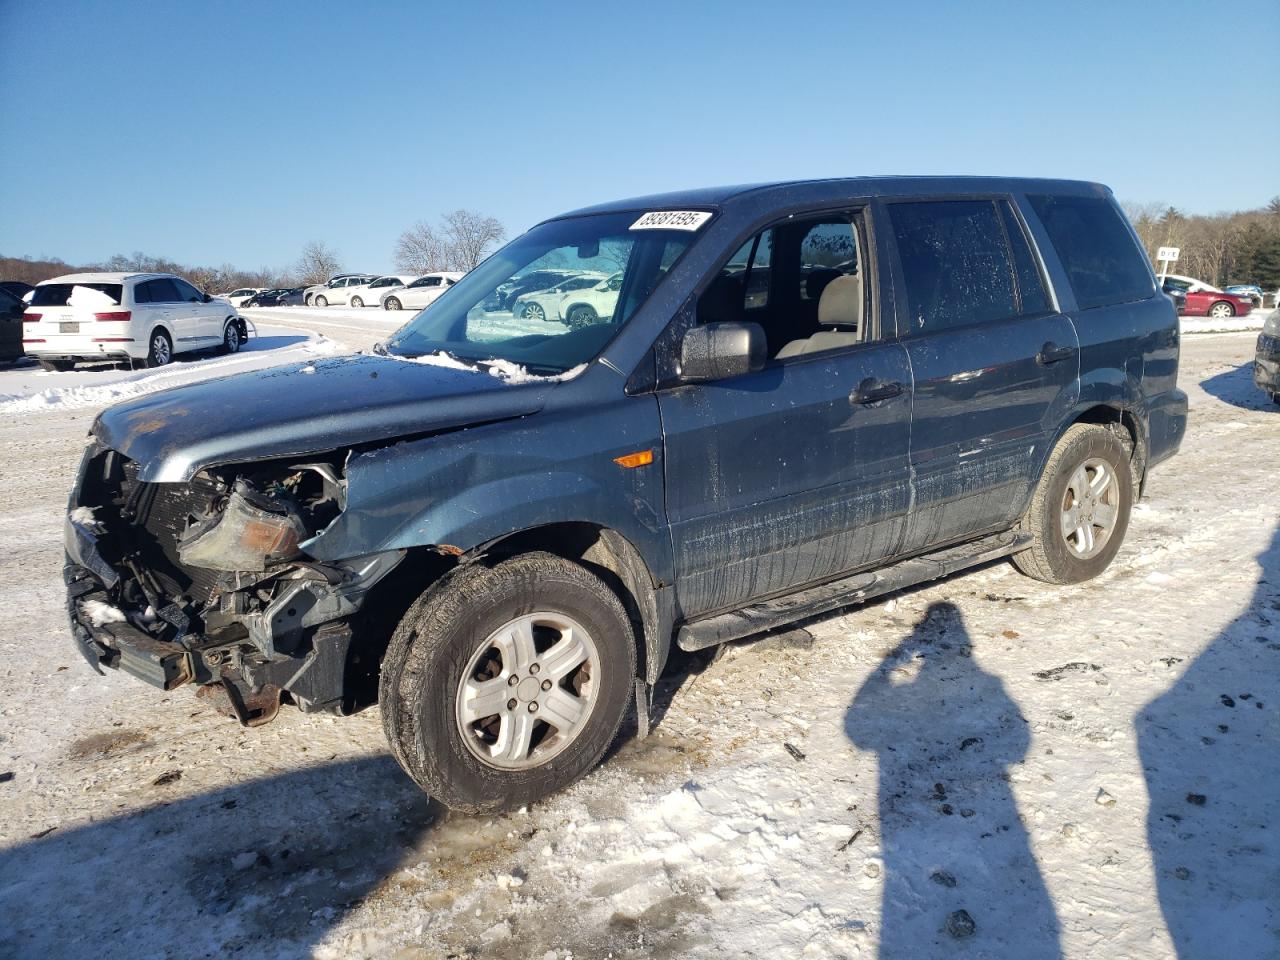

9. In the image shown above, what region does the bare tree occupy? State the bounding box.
[295,241,342,286]
[392,209,507,274]
[440,209,506,271]
[394,221,448,275]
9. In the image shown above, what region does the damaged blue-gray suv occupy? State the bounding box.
[66,178,1187,811]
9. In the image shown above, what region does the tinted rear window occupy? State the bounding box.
[888,200,1017,334]
[1027,194,1153,310]
[30,283,123,307]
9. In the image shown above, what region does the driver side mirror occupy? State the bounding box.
[202,293,212,303]
[679,322,766,382]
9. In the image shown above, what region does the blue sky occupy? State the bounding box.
[2,0,1276,275]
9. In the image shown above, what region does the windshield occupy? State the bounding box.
[383,212,699,372]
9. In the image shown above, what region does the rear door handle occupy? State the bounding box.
[1036,342,1075,365]
[850,378,905,404]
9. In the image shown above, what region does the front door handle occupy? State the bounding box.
[850,377,905,404]
[1036,341,1075,365]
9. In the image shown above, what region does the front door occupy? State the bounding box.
[656,210,914,619]
[880,197,1080,554]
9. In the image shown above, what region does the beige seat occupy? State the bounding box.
[776,274,863,358]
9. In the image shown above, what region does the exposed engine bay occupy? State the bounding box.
[65,444,406,724]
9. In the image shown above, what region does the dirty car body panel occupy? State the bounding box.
[65,175,1187,750]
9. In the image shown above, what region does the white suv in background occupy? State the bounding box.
[308,275,377,307]
[22,272,245,371]
[380,272,464,310]
[343,275,416,307]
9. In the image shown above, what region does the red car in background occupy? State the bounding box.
[1162,278,1253,319]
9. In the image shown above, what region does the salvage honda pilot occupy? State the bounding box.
[66,178,1187,812]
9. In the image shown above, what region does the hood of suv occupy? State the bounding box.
[94,354,556,482]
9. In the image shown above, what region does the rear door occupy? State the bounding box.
[880,197,1079,554]
[657,209,914,619]
[141,278,186,350]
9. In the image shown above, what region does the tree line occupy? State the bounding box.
[6,197,1278,295]
[1,208,508,292]
[1122,196,1280,290]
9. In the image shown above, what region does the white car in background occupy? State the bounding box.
[308,274,377,307]
[23,272,245,371]
[511,272,607,322]
[1161,273,1220,294]
[380,272,464,311]
[343,275,416,307]
[556,272,624,329]
[218,287,261,307]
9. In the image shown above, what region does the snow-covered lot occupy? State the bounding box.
[0,319,1275,959]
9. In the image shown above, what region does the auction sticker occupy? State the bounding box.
[630,210,713,231]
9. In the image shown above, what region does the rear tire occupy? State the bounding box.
[145,329,173,368]
[37,358,74,372]
[351,296,364,308]
[379,552,636,813]
[1013,424,1132,584]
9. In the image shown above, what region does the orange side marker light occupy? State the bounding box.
[613,449,654,469]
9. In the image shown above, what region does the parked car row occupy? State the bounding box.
[20,272,247,371]
[297,272,464,310]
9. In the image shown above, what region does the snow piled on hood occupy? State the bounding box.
[383,350,588,384]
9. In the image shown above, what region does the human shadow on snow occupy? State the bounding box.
[0,754,438,959]
[1137,524,1280,958]
[845,601,1062,959]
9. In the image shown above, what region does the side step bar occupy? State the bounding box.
[676,531,1032,652]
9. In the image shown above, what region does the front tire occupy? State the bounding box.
[379,552,636,813]
[315,295,328,307]
[219,319,242,354]
[1013,424,1132,584]
[384,297,402,311]
[522,302,546,322]
[145,329,173,368]
[1208,301,1235,319]
[564,304,598,331]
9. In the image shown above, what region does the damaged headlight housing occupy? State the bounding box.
[178,481,308,572]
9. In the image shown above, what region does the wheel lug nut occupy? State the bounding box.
[541,679,552,691]
[528,702,538,713]
[507,699,517,710]
[529,663,540,675]
[507,675,519,686]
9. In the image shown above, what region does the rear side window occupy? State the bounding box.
[30,283,124,307]
[887,200,1017,334]
[1027,194,1153,310]
[1000,204,1051,314]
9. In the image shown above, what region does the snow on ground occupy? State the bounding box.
[0,325,340,413]
[1178,307,1272,335]
[0,328,1275,960]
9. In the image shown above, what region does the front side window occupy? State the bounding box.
[697,213,864,360]
[145,278,182,303]
[173,278,203,302]
[888,200,1017,334]
[1028,194,1153,310]
[384,212,697,373]
[413,276,442,288]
